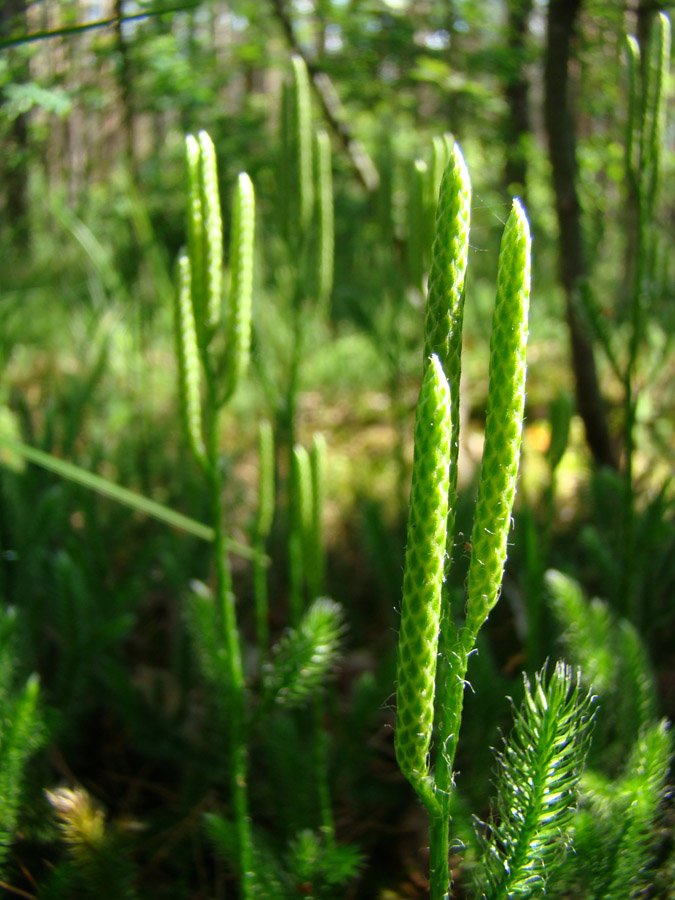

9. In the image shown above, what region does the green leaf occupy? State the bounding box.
[262,598,345,711]
[477,662,595,900]
[0,437,264,561]
[4,82,71,118]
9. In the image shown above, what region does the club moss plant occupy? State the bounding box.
[395,146,594,899]
[177,131,256,898]
[176,129,348,898]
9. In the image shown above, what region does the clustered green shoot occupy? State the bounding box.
[178,129,257,896]
[394,143,597,900]
[0,606,44,877]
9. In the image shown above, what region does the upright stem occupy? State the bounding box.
[287,285,304,451]
[205,394,252,900]
[253,537,269,666]
[286,278,305,626]
[622,183,646,622]
[428,809,450,900]
[430,608,465,900]
[313,698,335,846]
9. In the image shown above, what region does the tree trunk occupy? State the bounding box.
[268,0,379,191]
[637,0,664,55]
[544,0,618,470]
[503,0,533,202]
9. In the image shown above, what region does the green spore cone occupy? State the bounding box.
[427,136,451,260]
[643,12,671,216]
[292,444,313,560]
[395,354,452,790]
[431,135,450,205]
[223,172,255,403]
[466,199,530,637]
[291,54,314,236]
[174,254,206,466]
[625,34,641,184]
[279,79,293,240]
[406,158,428,290]
[198,131,224,332]
[314,129,334,305]
[424,143,471,376]
[424,142,471,569]
[185,133,206,331]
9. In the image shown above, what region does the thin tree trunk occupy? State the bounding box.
[503,0,533,202]
[637,0,664,55]
[0,0,29,245]
[544,0,618,470]
[114,0,137,180]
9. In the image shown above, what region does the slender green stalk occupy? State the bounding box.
[278,55,319,466]
[254,420,275,663]
[205,404,253,898]
[622,13,671,620]
[307,433,326,600]
[308,433,333,844]
[0,437,204,545]
[312,697,335,847]
[289,443,313,626]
